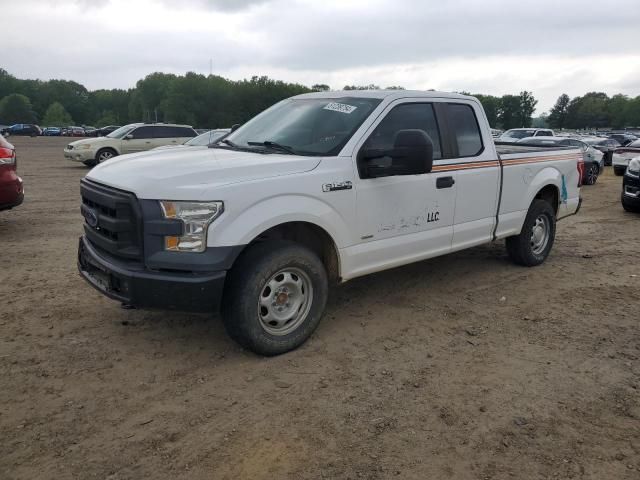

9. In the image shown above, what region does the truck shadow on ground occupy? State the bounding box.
[108,240,515,359]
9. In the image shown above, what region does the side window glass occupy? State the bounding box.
[154,127,172,138]
[130,126,154,139]
[448,103,483,157]
[362,103,442,160]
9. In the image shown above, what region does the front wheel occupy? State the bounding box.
[506,199,556,267]
[622,194,640,213]
[222,241,328,356]
[96,148,117,163]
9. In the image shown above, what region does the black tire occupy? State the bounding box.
[506,199,556,267]
[83,159,97,167]
[584,163,599,185]
[621,194,640,213]
[221,241,328,356]
[614,166,626,176]
[604,152,612,166]
[96,148,117,163]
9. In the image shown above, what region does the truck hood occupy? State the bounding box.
[86,147,322,200]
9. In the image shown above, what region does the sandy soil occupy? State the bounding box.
[1,136,639,479]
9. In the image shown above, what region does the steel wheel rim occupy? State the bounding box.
[257,267,313,336]
[530,214,550,255]
[98,151,113,162]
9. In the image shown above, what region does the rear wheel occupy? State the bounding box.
[614,166,626,176]
[506,199,556,267]
[585,163,599,185]
[222,241,328,356]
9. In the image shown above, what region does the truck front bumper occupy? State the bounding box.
[77,236,226,312]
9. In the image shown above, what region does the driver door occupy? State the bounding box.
[348,101,456,276]
[121,126,154,154]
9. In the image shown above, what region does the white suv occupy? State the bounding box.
[64,123,197,166]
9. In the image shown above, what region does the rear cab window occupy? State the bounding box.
[447,103,483,157]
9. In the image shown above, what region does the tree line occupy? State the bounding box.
[1,68,635,130]
[547,92,640,130]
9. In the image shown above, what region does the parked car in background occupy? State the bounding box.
[621,157,640,212]
[95,125,122,137]
[609,133,637,147]
[0,134,23,212]
[497,128,555,143]
[152,128,231,151]
[1,124,41,137]
[490,128,502,138]
[83,126,97,136]
[66,126,85,137]
[612,139,640,176]
[583,137,620,166]
[65,123,198,166]
[42,127,62,136]
[517,136,603,184]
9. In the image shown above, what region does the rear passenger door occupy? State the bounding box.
[121,126,154,153]
[445,102,501,250]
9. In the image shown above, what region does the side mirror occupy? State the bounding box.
[360,129,434,178]
[231,124,241,132]
[124,134,133,140]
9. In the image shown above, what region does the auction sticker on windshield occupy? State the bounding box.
[324,102,357,114]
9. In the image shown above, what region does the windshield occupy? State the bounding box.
[107,124,137,139]
[185,130,229,146]
[222,97,382,156]
[502,129,536,139]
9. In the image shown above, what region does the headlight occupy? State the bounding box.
[628,159,640,176]
[159,201,224,252]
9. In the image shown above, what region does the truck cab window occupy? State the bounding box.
[448,103,483,157]
[362,103,442,159]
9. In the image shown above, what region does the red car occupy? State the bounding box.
[0,134,23,211]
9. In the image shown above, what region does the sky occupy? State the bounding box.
[4,0,640,113]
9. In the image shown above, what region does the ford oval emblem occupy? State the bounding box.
[84,209,98,228]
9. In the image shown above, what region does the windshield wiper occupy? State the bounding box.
[247,140,297,155]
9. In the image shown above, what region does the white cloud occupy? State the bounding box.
[2,0,639,112]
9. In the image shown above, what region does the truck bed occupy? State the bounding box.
[494,142,576,156]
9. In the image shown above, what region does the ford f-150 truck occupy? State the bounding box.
[77,90,582,355]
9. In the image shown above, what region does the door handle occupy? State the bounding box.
[436,176,455,189]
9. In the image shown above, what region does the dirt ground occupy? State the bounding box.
[1,136,639,480]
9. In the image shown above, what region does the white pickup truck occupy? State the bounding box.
[77,90,582,355]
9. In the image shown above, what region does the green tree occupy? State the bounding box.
[607,94,630,129]
[565,92,610,129]
[498,94,521,129]
[517,91,538,127]
[0,93,36,124]
[474,94,501,127]
[42,101,73,126]
[548,94,570,129]
[311,84,330,92]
